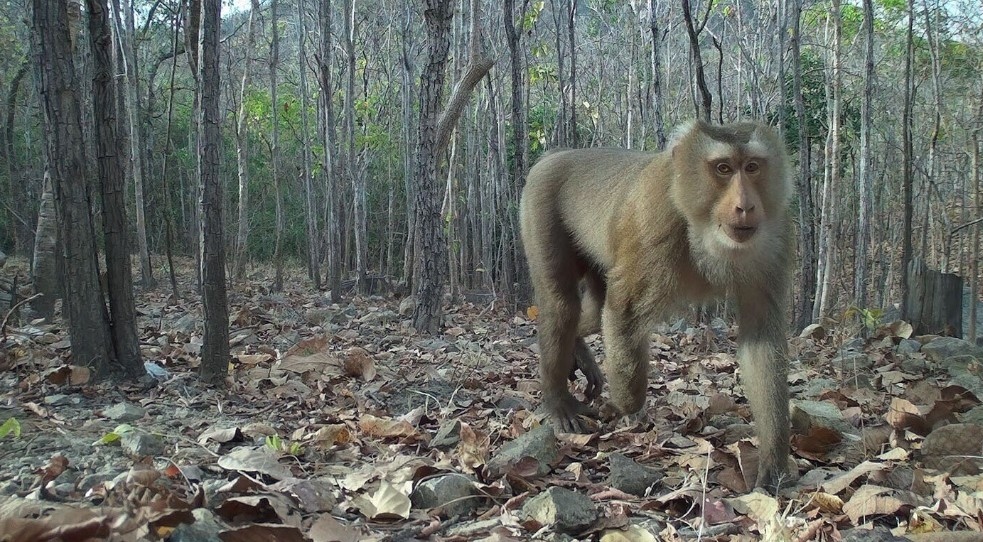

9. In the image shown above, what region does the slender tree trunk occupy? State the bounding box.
[900,0,915,319]
[922,0,944,269]
[503,0,531,299]
[647,0,666,148]
[814,0,842,321]
[412,0,453,333]
[270,0,284,292]
[31,172,58,318]
[791,0,815,330]
[681,0,713,122]
[233,0,260,280]
[110,0,154,288]
[4,62,31,256]
[318,0,341,301]
[854,0,875,308]
[400,2,416,289]
[299,0,320,288]
[342,0,366,293]
[159,5,181,299]
[88,0,142,377]
[197,0,229,384]
[567,0,577,146]
[32,0,115,373]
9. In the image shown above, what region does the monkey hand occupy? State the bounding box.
[570,339,604,400]
[541,392,598,433]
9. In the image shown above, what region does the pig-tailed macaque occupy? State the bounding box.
[519,120,793,490]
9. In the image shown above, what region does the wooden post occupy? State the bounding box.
[905,257,963,337]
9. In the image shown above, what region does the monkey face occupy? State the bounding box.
[671,121,790,254]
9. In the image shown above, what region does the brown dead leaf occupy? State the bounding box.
[358,414,418,439]
[885,397,931,436]
[354,480,411,520]
[809,492,844,514]
[526,306,539,321]
[37,454,69,484]
[728,492,780,523]
[237,353,273,366]
[821,460,890,495]
[44,365,90,386]
[220,523,306,542]
[792,426,843,460]
[342,347,376,381]
[842,484,906,525]
[310,424,353,447]
[309,513,362,542]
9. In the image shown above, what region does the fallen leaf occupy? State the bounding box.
[842,485,905,525]
[309,513,362,542]
[342,347,376,381]
[355,480,411,520]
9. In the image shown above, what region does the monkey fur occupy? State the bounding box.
[519,120,793,490]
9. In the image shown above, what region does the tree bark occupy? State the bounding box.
[233,0,260,280]
[411,0,453,334]
[342,0,366,293]
[4,62,31,256]
[318,0,342,302]
[110,0,154,288]
[197,0,229,384]
[791,0,815,331]
[681,0,713,122]
[298,0,320,288]
[89,0,142,377]
[32,0,116,373]
[270,0,284,292]
[900,0,915,319]
[647,0,666,148]
[854,0,875,308]
[31,171,58,319]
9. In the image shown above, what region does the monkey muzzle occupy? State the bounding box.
[726,224,757,243]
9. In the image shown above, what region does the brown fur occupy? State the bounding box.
[519,120,793,491]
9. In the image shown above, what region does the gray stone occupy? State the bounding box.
[791,400,857,436]
[431,420,461,448]
[900,357,928,374]
[44,394,72,406]
[840,338,865,351]
[922,337,983,363]
[722,423,755,444]
[102,403,146,422]
[121,431,165,457]
[840,526,908,542]
[398,296,416,316]
[920,423,983,475]
[487,424,558,477]
[410,474,479,517]
[831,351,873,371]
[522,486,598,535]
[79,473,115,492]
[896,338,922,355]
[169,508,227,542]
[960,405,983,425]
[606,453,663,496]
[800,378,839,398]
[359,310,398,326]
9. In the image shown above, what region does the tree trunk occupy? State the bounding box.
[412,0,453,334]
[197,0,229,384]
[4,62,31,256]
[32,0,116,373]
[110,0,154,288]
[342,0,366,294]
[503,0,531,300]
[233,0,260,280]
[900,0,915,319]
[318,0,342,302]
[89,0,142,377]
[400,1,416,289]
[31,171,58,319]
[854,0,875,308]
[791,0,815,330]
[270,0,284,292]
[681,0,712,122]
[647,0,666,148]
[298,0,320,288]
[814,0,842,321]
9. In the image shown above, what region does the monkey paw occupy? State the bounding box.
[541,394,598,433]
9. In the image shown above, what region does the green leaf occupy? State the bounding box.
[0,417,21,439]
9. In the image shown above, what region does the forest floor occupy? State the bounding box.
[2,258,983,541]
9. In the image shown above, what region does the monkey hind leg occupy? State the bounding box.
[537,294,598,433]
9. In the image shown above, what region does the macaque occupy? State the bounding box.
[519,120,793,490]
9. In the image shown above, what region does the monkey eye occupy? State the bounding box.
[715,163,733,175]
[745,161,760,173]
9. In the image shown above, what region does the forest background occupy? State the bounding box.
[1,0,982,364]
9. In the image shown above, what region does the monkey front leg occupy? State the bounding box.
[736,288,791,492]
[601,294,649,416]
